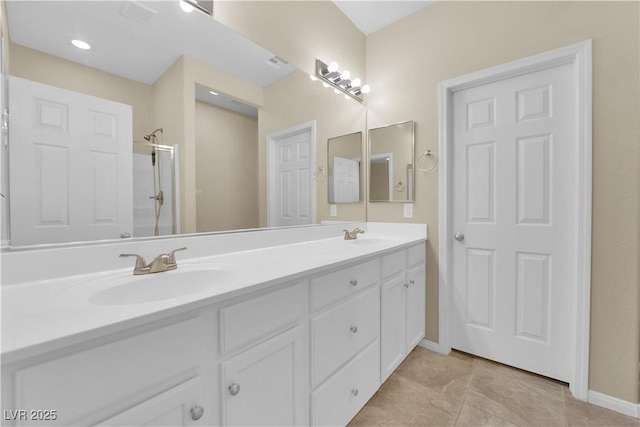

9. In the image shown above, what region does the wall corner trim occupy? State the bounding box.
[417,339,439,353]
[588,390,640,419]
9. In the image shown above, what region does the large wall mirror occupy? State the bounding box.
[327,132,362,203]
[369,120,415,202]
[1,1,366,247]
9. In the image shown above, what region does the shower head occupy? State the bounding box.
[143,127,163,141]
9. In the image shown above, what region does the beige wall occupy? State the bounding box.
[151,57,186,232]
[195,101,259,232]
[9,43,153,141]
[214,0,365,79]
[260,70,367,225]
[366,1,640,403]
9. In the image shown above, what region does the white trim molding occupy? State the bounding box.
[266,120,317,228]
[438,40,593,400]
[588,390,640,419]
[417,339,439,353]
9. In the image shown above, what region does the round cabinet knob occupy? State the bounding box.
[350,325,358,334]
[228,383,241,396]
[409,280,415,285]
[351,388,359,397]
[190,405,204,421]
[350,279,358,287]
[404,283,409,288]
[454,232,465,242]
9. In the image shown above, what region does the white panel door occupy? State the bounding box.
[275,131,312,226]
[9,77,132,245]
[332,156,360,202]
[451,64,574,381]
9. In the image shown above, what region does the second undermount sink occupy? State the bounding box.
[89,266,237,306]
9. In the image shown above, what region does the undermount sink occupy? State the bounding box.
[89,266,237,306]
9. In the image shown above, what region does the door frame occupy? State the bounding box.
[438,40,592,399]
[266,120,316,227]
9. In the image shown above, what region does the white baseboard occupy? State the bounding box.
[588,390,640,419]
[418,339,439,352]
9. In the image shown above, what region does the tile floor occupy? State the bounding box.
[349,347,640,427]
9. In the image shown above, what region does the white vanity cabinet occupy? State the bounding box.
[380,243,426,382]
[2,231,429,427]
[309,260,381,426]
[217,283,307,427]
[1,315,215,427]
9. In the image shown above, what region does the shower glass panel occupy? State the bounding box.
[132,142,179,237]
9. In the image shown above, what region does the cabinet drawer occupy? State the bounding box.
[311,340,380,427]
[220,283,303,355]
[381,249,406,279]
[310,258,379,312]
[13,317,204,426]
[311,285,379,386]
[407,242,426,267]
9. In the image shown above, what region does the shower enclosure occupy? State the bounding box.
[132,138,180,237]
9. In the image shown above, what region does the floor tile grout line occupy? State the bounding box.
[452,357,478,426]
[561,385,569,427]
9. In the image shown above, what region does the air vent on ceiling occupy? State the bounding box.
[119,1,158,24]
[266,55,289,69]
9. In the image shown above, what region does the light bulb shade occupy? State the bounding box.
[351,78,361,87]
[340,70,351,80]
[309,75,318,81]
[328,61,339,72]
[361,84,371,94]
[180,0,194,12]
[71,39,91,50]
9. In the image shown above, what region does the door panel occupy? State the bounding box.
[221,327,305,426]
[9,76,133,245]
[274,131,312,226]
[380,274,406,382]
[406,264,426,351]
[451,64,573,381]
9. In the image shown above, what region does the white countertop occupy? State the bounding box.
[1,223,427,364]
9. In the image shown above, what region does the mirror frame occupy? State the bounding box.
[368,120,415,203]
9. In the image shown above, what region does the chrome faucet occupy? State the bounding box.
[343,228,365,240]
[120,247,187,275]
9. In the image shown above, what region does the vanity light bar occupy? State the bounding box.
[315,59,368,103]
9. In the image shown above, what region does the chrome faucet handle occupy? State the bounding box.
[119,253,148,271]
[167,247,187,264]
[353,228,365,234]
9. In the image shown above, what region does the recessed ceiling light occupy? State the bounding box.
[71,39,91,50]
[180,0,194,12]
[208,90,218,96]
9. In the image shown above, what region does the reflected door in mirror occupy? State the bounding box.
[327,132,362,204]
[9,77,133,245]
[369,121,415,203]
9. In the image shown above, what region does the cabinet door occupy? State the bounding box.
[406,264,426,352]
[221,326,307,426]
[380,274,407,382]
[99,377,206,426]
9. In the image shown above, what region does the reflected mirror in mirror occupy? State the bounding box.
[369,120,415,202]
[1,1,365,247]
[327,132,362,203]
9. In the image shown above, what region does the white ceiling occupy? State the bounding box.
[7,0,435,109]
[332,0,435,35]
[6,1,297,87]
